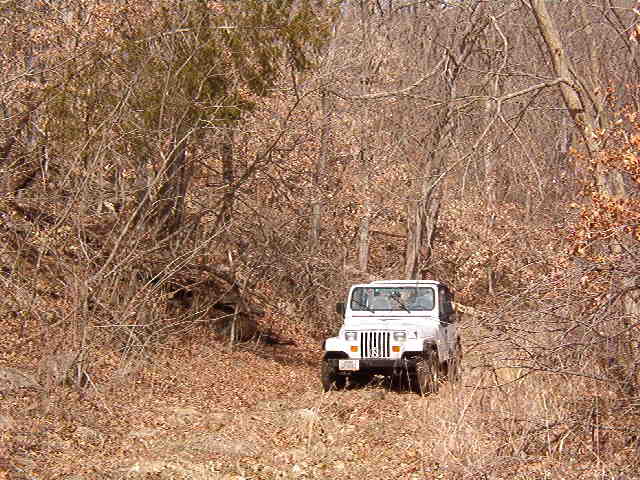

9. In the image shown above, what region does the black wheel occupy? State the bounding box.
[415,350,439,395]
[447,343,463,383]
[321,359,346,392]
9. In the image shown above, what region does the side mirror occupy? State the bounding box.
[336,302,345,315]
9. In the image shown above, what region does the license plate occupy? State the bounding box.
[339,360,359,371]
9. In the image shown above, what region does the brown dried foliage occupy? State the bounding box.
[2,2,640,479]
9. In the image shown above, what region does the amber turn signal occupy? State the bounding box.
[392,346,401,352]
[350,346,358,352]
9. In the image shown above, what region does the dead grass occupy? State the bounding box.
[1,315,639,479]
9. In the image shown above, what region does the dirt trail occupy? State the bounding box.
[3,333,585,480]
[104,341,428,479]
[109,350,449,480]
[2,338,454,479]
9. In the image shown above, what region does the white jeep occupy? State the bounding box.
[321,280,462,394]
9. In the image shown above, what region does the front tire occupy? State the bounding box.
[321,359,346,392]
[415,350,439,395]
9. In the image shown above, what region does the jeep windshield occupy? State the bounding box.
[350,286,435,312]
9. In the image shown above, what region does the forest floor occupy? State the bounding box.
[1,319,636,480]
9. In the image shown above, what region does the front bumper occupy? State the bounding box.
[325,356,420,376]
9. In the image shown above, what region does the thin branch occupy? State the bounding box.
[329,57,446,101]
[497,77,571,103]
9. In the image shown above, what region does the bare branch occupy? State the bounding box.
[329,57,446,100]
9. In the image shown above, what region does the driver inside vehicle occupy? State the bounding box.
[409,290,434,310]
[369,293,391,310]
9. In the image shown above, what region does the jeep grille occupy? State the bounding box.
[360,331,391,358]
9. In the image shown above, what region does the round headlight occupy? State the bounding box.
[393,331,407,342]
[345,331,358,341]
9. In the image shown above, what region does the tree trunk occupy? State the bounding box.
[484,96,497,211]
[356,1,372,274]
[404,195,422,280]
[531,0,638,378]
[132,132,192,239]
[220,128,235,227]
[311,90,329,248]
[529,0,625,198]
[404,154,442,280]
[358,151,371,273]
[156,136,190,237]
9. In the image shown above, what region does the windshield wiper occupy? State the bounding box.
[352,297,375,313]
[390,295,411,313]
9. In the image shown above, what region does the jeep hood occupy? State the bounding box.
[341,315,440,335]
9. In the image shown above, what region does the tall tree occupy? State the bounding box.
[529,0,627,198]
[0,0,336,350]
